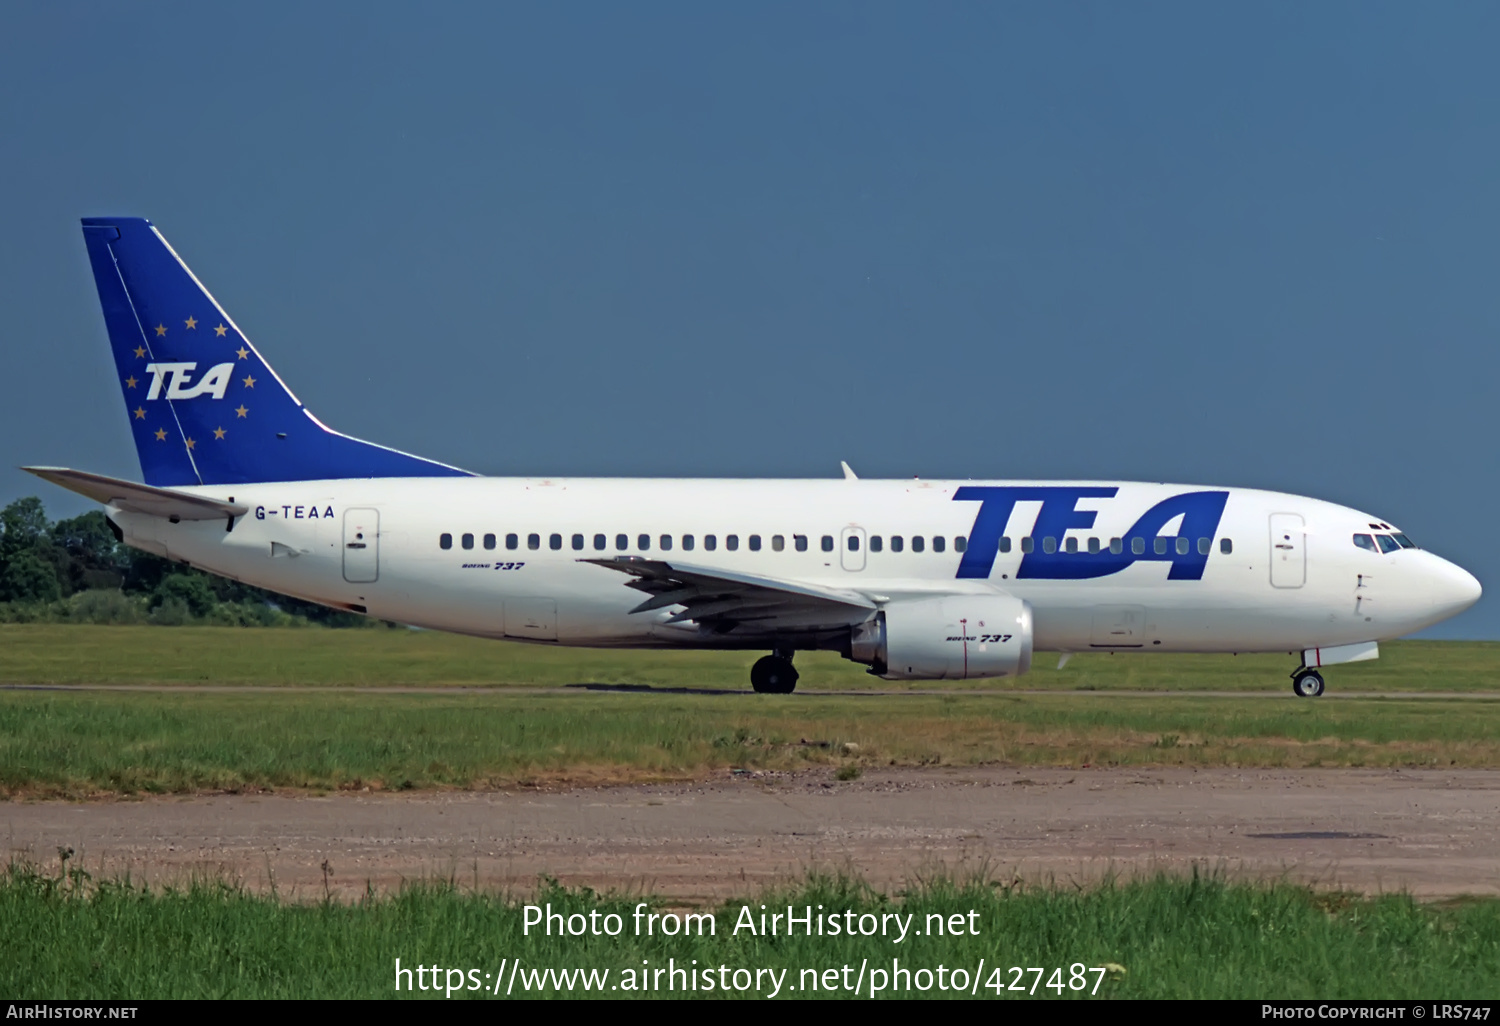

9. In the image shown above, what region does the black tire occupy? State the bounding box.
[751,655,799,694]
[1291,670,1325,698]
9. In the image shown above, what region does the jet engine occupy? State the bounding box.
[848,595,1034,680]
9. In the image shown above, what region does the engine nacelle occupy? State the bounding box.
[848,595,1034,681]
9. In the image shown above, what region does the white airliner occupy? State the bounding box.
[27,218,1482,696]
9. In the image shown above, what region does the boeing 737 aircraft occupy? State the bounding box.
[25,218,1482,696]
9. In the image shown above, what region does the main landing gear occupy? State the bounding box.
[751,646,799,694]
[1291,667,1326,698]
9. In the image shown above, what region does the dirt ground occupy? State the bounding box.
[7,767,1500,902]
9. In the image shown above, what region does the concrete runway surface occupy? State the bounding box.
[7,767,1499,901]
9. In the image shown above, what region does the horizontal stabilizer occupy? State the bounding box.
[23,466,247,522]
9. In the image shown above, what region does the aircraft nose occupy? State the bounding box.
[1427,556,1482,617]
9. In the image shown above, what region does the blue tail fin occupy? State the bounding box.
[81,217,473,487]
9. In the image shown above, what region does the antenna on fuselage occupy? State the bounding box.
[840,461,858,481]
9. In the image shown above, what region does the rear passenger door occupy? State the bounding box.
[343,508,379,583]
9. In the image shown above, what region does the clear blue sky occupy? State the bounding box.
[3,2,1496,637]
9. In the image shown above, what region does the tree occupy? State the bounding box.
[52,511,122,592]
[1,549,62,603]
[0,497,50,561]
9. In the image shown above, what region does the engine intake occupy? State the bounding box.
[849,594,1034,680]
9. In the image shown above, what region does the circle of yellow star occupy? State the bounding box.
[154,428,167,441]
[124,375,138,389]
[234,405,249,418]
[133,407,146,420]
[133,346,146,359]
[242,374,256,389]
[184,316,198,330]
[235,347,249,360]
[214,324,227,337]
[155,324,166,336]
[213,426,226,440]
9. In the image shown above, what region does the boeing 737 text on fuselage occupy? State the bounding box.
[26,218,1482,696]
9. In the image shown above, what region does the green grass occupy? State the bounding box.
[3,628,1500,795]
[5,862,1498,999]
[2,625,1498,692]
[5,688,1500,797]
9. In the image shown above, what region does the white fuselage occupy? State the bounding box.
[109,476,1481,659]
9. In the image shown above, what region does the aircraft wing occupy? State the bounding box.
[22,467,247,523]
[581,556,877,632]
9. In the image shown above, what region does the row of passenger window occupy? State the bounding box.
[438,531,1234,556]
[438,532,970,553]
[1005,536,1232,555]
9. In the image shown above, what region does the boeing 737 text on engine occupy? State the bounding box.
[26,218,1482,696]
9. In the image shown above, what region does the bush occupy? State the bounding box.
[150,574,217,618]
[66,590,147,625]
[148,597,194,626]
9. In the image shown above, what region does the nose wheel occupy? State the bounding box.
[751,649,798,694]
[1291,668,1325,698]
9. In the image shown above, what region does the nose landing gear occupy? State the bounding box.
[1291,667,1325,698]
[751,646,799,694]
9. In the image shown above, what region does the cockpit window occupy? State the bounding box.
[1375,534,1400,554]
[1392,533,1417,549]
[1353,534,1377,552]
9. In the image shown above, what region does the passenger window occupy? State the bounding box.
[527,533,540,551]
[1042,536,1057,554]
[1353,534,1377,553]
[891,535,904,552]
[484,533,496,550]
[1064,537,1077,554]
[749,535,761,551]
[550,533,562,551]
[1131,537,1145,555]
[821,535,834,552]
[462,533,474,550]
[999,537,1011,553]
[439,533,452,550]
[847,535,860,552]
[616,534,628,551]
[726,534,739,551]
[1376,534,1399,554]
[772,535,785,552]
[954,536,966,553]
[1392,533,1416,549]
[705,535,718,551]
[933,536,945,553]
[1174,537,1187,555]
[1021,536,1034,554]
[1197,537,1210,555]
[638,534,651,551]
[1109,538,1122,555]
[1220,538,1233,555]
[870,536,883,553]
[594,533,606,551]
[1154,537,1168,555]
[912,536,925,553]
[794,535,808,552]
[1088,537,1100,555]
[571,534,584,551]
[506,533,518,550]
[660,535,673,551]
[682,534,695,551]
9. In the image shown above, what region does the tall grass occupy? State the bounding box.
[4,860,1497,999]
